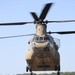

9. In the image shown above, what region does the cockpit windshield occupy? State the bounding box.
[33,35,50,43]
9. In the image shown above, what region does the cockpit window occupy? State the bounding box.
[33,35,51,42]
[40,37,43,40]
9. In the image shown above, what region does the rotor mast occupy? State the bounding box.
[30,3,52,36]
[36,24,47,36]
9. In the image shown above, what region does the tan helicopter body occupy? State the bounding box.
[26,24,60,71]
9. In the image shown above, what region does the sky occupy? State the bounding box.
[0,0,75,75]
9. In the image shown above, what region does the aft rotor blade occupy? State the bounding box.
[47,31,75,34]
[0,34,35,39]
[39,3,53,20]
[0,22,34,25]
[47,20,75,23]
[30,12,39,21]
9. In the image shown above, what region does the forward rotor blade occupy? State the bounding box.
[30,12,39,21]
[0,22,34,25]
[0,34,35,39]
[0,20,75,26]
[47,20,75,23]
[47,31,75,34]
[39,3,53,20]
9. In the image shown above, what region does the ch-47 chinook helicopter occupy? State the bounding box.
[0,3,75,75]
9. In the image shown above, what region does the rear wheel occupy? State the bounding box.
[57,65,60,75]
[57,65,60,71]
[57,71,60,75]
[55,65,60,71]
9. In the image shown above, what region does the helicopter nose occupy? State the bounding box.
[33,42,50,50]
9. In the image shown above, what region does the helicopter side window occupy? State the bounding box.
[44,37,48,41]
[44,35,53,43]
[33,37,38,42]
[44,36,50,41]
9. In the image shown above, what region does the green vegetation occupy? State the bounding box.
[16,72,75,75]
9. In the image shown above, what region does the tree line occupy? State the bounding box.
[17,72,75,75]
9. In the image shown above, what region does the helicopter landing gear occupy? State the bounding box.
[26,66,29,72]
[26,66,33,75]
[57,71,60,75]
[55,65,60,75]
[57,65,60,75]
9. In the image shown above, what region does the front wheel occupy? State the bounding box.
[26,66,29,72]
[57,65,60,71]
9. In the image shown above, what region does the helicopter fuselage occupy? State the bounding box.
[26,35,60,71]
[25,24,60,71]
